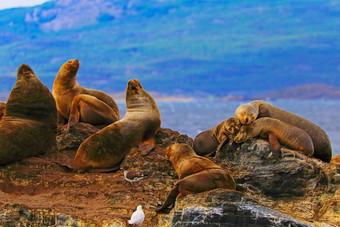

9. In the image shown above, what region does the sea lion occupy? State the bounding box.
[157,143,236,213]
[0,102,5,121]
[74,79,161,172]
[0,64,57,165]
[234,117,314,158]
[235,100,332,162]
[193,117,241,156]
[52,59,119,126]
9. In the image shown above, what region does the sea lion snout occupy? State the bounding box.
[165,144,175,158]
[64,59,80,71]
[17,64,34,77]
[127,79,143,90]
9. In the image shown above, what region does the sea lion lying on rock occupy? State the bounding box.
[193,117,241,156]
[74,79,161,172]
[0,64,57,165]
[234,117,314,159]
[157,143,236,213]
[52,59,119,127]
[235,100,332,162]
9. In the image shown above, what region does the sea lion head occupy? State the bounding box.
[57,59,80,82]
[63,59,80,73]
[224,117,241,135]
[233,123,255,143]
[125,79,159,112]
[17,64,35,80]
[235,103,258,125]
[166,143,195,161]
[126,79,146,107]
[127,79,143,94]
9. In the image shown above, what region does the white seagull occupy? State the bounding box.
[128,205,145,226]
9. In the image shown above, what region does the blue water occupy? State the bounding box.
[118,100,340,156]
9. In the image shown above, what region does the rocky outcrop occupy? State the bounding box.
[169,190,313,227]
[215,139,340,226]
[0,126,339,226]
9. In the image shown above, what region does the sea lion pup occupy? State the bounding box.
[52,59,119,126]
[157,143,236,213]
[0,64,57,165]
[193,117,241,156]
[74,79,161,172]
[234,117,314,158]
[0,102,5,121]
[235,100,332,162]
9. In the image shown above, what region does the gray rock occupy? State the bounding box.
[216,139,330,199]
[171,190,313,227]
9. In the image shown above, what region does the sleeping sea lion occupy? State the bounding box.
[52,59,119,126]
[0,64,57,165]
[157,143,236,213]
[74,79,161,172]
[234,117,314,158]
[193,117,241,156]
[235,100,332,162]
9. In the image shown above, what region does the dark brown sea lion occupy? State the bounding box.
[157,143,236,213]
[235,100,332,162]
[0,64,57,165]
[52,59,119,127]
[74,79,161,172]
[193,117,241,156]
[0,102,5,121]
[234,117,314,158]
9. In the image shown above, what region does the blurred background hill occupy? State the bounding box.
[0,0,339,100]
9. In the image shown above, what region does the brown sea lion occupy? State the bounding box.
[235,100,332,162]
[74,79,161,172]
[157,143,236,213]
[52,59,119,127]
[234,117,314,158]
[0,102,5,121]
[0,64,57,165]
[193,117,241,156]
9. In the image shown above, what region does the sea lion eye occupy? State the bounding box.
[67,60,71,64]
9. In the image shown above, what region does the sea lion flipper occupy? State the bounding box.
[68,94,118,129]
[138,138,156,155]
[215,136,229,155]
[268,133,281,159]
[156,183,180,213]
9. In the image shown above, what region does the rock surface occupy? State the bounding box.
[0,125,339,226]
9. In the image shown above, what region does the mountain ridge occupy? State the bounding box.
[0,0,339,98]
